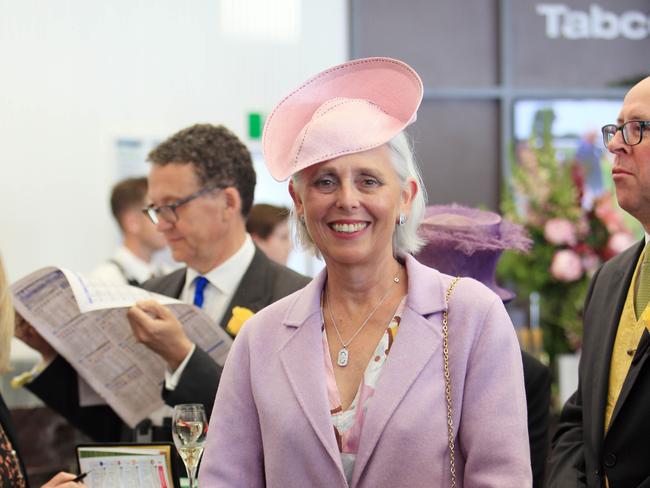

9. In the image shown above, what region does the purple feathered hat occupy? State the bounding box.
[414,204,532,303]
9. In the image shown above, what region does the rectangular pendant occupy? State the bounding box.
[337,348,349,367]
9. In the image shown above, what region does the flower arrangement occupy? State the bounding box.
[498,108,636,361]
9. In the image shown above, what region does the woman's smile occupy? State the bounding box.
[328,221,370,235]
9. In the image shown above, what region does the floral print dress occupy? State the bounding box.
[322,297,406,485]
[0,423,26,488]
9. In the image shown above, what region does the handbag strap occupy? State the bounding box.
[442,277,461,488]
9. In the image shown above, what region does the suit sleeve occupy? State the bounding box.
[547,267,602,488]
[547,387,587,487]
[198,325,265,487]
[26,356,124,441]
[162,347,222,419]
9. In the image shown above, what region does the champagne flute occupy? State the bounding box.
[172,404,207,488]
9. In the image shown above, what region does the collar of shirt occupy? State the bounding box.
[113,245,158,284]
[183,233,256,299]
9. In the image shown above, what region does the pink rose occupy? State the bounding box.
[544,218,578,246]
[550,249,584,282]
[581,252,601,277]
[594,192,628,233]
[608,232,636,255]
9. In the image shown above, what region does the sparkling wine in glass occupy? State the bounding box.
[172,404,207,488]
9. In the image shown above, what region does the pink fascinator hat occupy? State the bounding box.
[262,57,423,181]
[414,204,532,303]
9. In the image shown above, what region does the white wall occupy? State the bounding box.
[0,0,347,281]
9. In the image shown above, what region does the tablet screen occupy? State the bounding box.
[76,443,178,488]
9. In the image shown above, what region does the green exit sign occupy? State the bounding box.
[248,112,265,140]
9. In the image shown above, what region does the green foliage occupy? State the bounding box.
[498,108,616,362]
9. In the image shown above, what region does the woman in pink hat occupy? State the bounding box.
[199,58,531,487]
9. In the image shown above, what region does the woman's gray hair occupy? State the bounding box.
[290,131,427,257]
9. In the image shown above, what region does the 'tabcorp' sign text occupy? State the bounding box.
[536,4,649,40]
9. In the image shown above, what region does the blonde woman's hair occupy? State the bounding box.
[0,254,14,374]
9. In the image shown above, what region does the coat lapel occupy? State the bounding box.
[278,271,347,478]
[351,256,446,486]
[143,267,186,298]
[220,248,273,329]
[591,241,643,453]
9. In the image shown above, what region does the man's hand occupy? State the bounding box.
[41,471,88,487]
[127,300,193,370]
[14,313,57,363]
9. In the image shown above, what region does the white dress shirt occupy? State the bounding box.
[181,234,257,326]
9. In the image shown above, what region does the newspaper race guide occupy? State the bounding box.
[12,267,232,428]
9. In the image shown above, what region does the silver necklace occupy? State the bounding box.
[326,272,401,367]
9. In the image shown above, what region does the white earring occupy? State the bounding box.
[299,215,305,224]
[398,213,407,226]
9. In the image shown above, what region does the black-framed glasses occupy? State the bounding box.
[142,184,224,224]
[601,120,650,148]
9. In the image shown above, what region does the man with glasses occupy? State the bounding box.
[23,124,310,442]
[549,77,650,488]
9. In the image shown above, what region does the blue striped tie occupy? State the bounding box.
[193,276,209,308]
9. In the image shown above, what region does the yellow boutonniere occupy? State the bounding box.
[226,306,255,336]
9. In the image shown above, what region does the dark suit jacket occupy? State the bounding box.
[27,248,310,441]
[548,239,650,488]
[521,350,551,488]
[0,393,29,487]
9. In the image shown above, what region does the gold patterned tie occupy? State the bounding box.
[635,245,650,319]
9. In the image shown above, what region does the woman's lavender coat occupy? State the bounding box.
[199,255,532,487]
